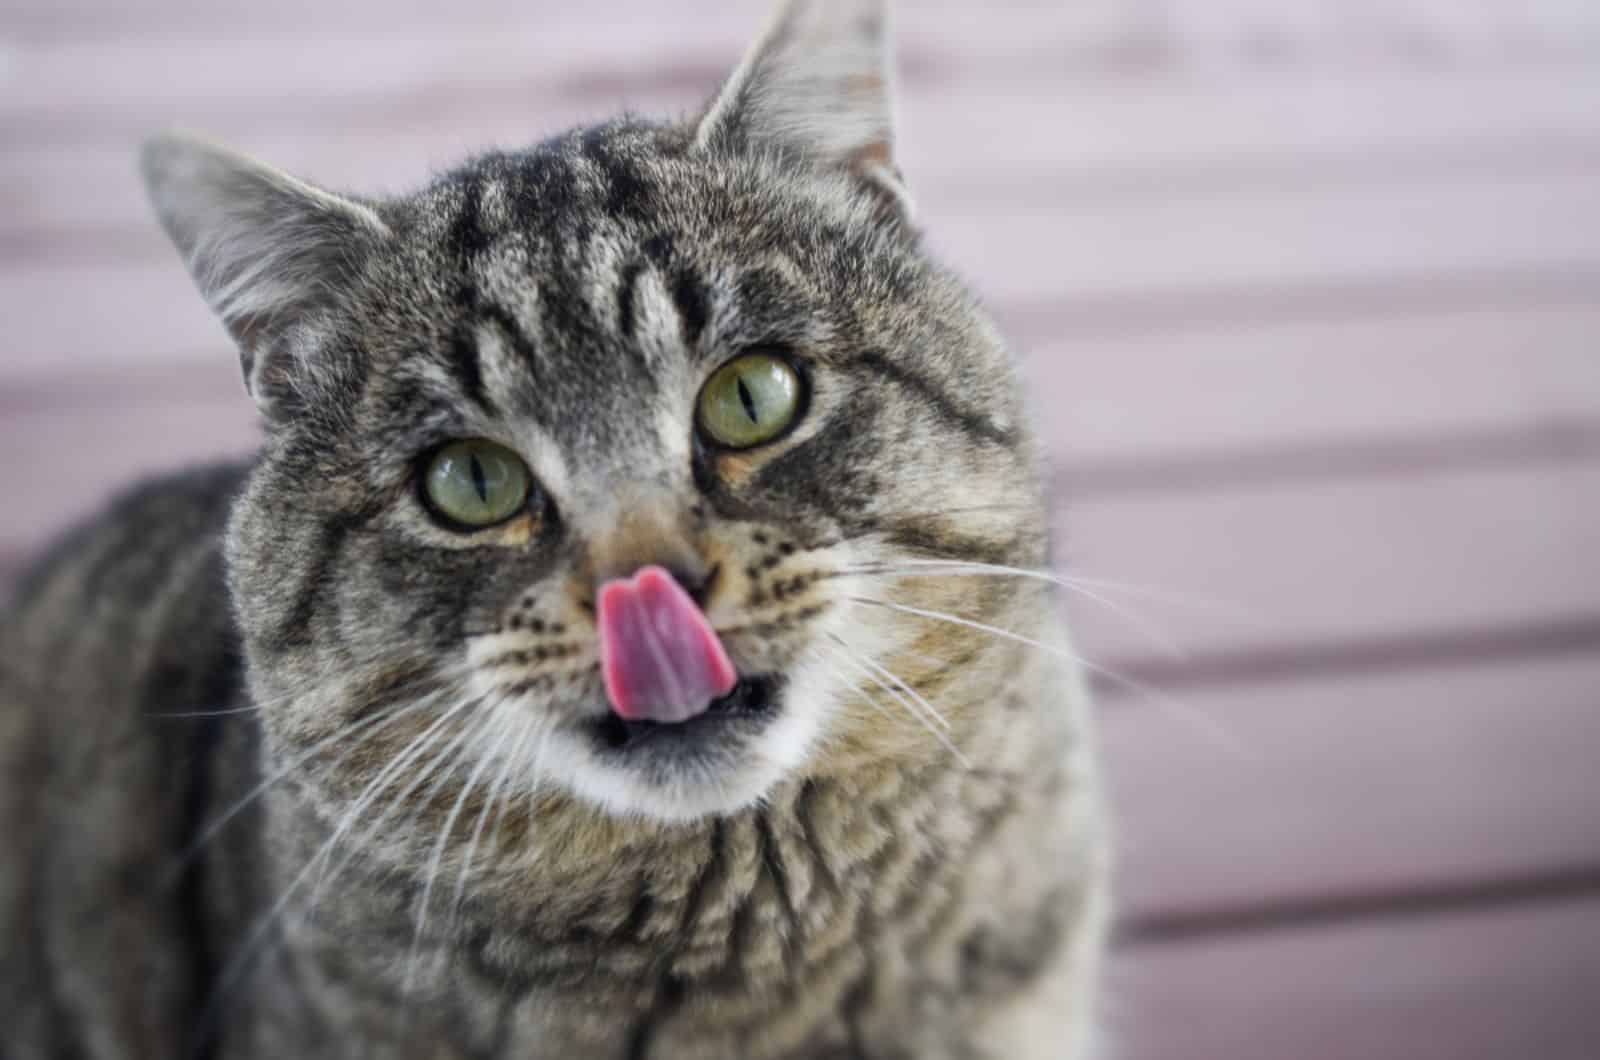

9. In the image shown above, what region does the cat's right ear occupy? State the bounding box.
[139,133,389,413]
[694,0,913,221]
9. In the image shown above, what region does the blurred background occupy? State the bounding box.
[4,1,1600,1056]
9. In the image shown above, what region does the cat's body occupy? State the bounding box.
[1,463,1103,1058]
[1,3,1108,1057]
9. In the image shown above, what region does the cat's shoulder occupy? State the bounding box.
[0,460,258,1057]
[3,459,253,694]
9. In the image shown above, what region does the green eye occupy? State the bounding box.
[697,351,803,449]
[421,439,532,529]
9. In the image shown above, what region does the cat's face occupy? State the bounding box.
[148,1,1046,827]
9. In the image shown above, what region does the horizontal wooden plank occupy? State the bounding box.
[1057,460,1600,668]
[1103,654,1600,923]
[11,64,1600,235]
[1110,893,1600,1060]
[8,0,1600,62]
[9,165,1600,382]
[926,166,1600,305]
[1023,302,1600,465]
[1157,0,1600,63]
[7,0,1592,33]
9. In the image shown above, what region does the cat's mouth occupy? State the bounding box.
[590,673,783,754]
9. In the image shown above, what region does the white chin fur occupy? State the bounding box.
[552,692,825,823]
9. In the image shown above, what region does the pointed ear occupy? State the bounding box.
[694,0,912,219]
[139,133,389,409]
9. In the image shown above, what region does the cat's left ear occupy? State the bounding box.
[695,0,912,220]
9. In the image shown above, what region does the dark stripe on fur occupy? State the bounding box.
[616,260,644,341]
[537,271,605,364]
[446,320,495,414]
[611,880,656,946]
[880,517,1034,569]
[670,268,709,349]
[734,393,888,529]
[755,811,800,950]
[582,125,654,221]
[626,820,725,1060]
[443,170,515,410]
[636,233,708,349]
[450,170,494,260]
[272,520,349,651]
[479,301,541,372]
[852,350,1017,448]
[793,779,839,896]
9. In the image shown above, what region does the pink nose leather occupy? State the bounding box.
[596,565,737,723]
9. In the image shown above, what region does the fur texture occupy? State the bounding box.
[0,2,1109,1056]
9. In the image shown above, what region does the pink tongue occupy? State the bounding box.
[597,566,737,724]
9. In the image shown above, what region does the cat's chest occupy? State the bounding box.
[294,761,1074,1059]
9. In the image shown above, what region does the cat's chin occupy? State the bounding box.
[542,674,824,823]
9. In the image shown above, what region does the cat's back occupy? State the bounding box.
[1,462,256,1056]
[3,460,250,711]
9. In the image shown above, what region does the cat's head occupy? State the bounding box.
[144,0,1047,827]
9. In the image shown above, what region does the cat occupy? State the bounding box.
[0,1,1109,1056]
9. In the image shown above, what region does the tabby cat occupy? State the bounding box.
[0,1,1108,1056]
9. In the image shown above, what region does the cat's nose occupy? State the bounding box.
[657,563,718,608]
[587,502,717,608]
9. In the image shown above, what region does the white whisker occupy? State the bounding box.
[404,702,509,996]
[148,679,308,720]
[807,650,892,721]
[175,694,437,875]
[840,558,1186,658]
[450,710,537,928]
[306,694,480,910]
[313,693,496,917]
[150,704,264,718]
[823,636,970,768]
[829,635,952,733]
[852,595,1247,756]
[488,719,545,855]
[492,720,555,856]
[202,693,477,1023]
[852,596,1081,665]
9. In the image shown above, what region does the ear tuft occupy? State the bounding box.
[695,0,912,219]
[140,132,389,405]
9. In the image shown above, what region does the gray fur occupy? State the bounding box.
[1,2,1108,1056]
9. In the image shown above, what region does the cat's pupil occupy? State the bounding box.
[737,377,759,424]
[470,453,488,503]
